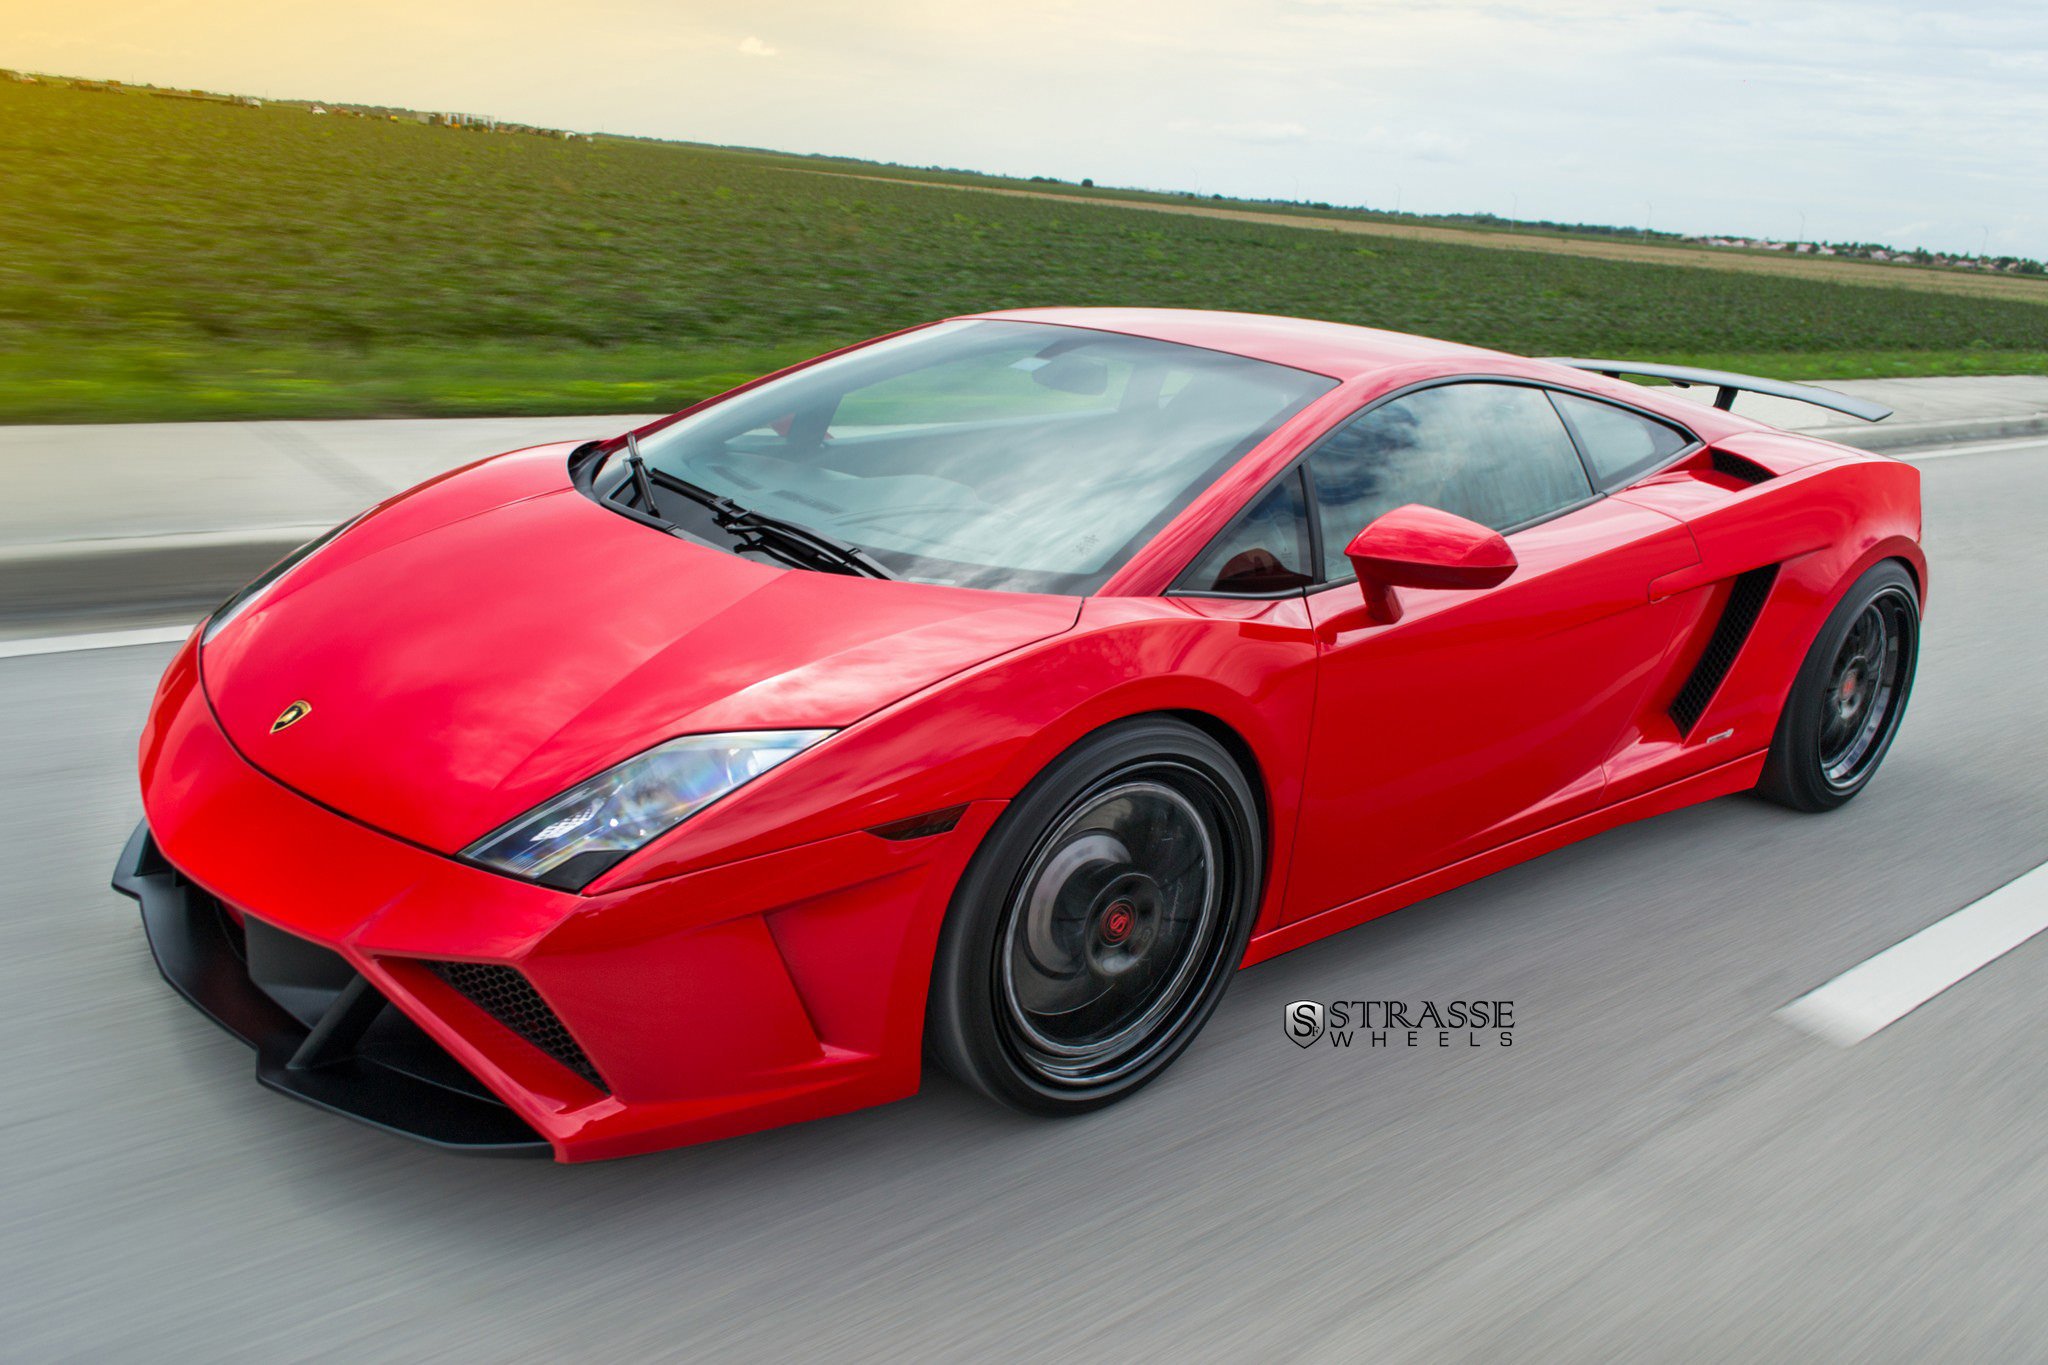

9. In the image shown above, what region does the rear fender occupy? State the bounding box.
[1604,455,1921,799]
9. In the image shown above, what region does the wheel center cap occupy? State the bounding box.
[1100,901,1136,945]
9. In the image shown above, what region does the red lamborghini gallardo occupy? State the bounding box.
[116,310,1923,1160]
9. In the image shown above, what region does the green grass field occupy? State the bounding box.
[1,79,2043,423]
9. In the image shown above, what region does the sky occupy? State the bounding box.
[6,0,2044,258]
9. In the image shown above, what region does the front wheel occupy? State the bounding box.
[927,718,1260,1115]
[1757,560,1920,812]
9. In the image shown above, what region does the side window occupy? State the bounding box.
[1550,392,1691,487]
[1178,469,1315,594]
[1307,382,1592,578]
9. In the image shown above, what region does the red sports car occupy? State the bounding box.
[116,309,1923,1160]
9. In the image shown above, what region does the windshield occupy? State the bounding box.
[608,320,1337,593]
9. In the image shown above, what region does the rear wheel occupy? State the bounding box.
[927,718,1259,1114]
[1757,561,1919,812]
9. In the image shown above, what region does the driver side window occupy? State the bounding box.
[1307,382,1591,579]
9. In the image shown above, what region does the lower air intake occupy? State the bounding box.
[1669,564,1779,735]
[429,961,607,1092]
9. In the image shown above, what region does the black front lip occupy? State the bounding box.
[113,821,549,1157]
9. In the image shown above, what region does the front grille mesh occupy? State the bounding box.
[1669,564,1779,735]
[429,961,606,1091]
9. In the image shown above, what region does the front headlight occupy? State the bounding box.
[202,516,360,645]
[463,730,835,889]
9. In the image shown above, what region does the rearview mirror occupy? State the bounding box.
[1345,504,1516,623]
[1029,353,1110,396]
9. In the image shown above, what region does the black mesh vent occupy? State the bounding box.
[1710,449,1775,485]
[430,962,606,1091]
[1669,564,1779,735]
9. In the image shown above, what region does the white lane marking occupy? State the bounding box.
[0,625,192,660]
[1779,861,2048,1045]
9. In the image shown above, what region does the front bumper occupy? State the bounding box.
[126,634,1000,1161]
[114,822,549,1155]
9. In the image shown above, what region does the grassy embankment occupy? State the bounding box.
[1,78,2043,423]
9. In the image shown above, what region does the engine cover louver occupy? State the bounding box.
[1669,564,1780,735]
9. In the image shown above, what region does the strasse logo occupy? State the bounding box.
[1284,1000,1326,1046]
[1284,999,1515,1049]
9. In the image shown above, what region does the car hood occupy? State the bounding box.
[201,451,1080,854]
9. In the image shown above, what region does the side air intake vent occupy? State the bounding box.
[1710,449,1775,485]
[430,961,607,1091]
[1669,564,1779,735]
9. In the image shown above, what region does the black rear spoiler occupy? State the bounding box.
[1541,358,1893,423]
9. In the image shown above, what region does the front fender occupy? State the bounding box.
[595,593,1319,943]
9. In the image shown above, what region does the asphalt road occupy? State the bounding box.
[4,439,2046,1360]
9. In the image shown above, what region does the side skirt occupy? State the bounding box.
[1241,749,1767,966]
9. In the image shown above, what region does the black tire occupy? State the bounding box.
[927,717,1261,1115]
[1757,560,1919,812]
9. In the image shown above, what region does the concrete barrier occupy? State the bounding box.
[1823,412,2048,454]
[0,392,2039,632]
[0,526,324,627]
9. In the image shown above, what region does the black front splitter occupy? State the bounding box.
[113,822,549,1157]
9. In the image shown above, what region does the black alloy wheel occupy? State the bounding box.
[1758,560,1919,812]
[927,717,1260,1113]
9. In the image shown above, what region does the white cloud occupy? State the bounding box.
[737,35,779,58]
[1169,119,1310,143]
[1353,125,1468,165]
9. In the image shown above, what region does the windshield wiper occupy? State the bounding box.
[600,435,681,535]
[624,432,659,514]
[606,447,894,580]
[653,468,896,580]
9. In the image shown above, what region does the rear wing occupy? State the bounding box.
[1541,358,1893,423]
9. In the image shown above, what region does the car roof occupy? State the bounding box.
[967,307,1511,381]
